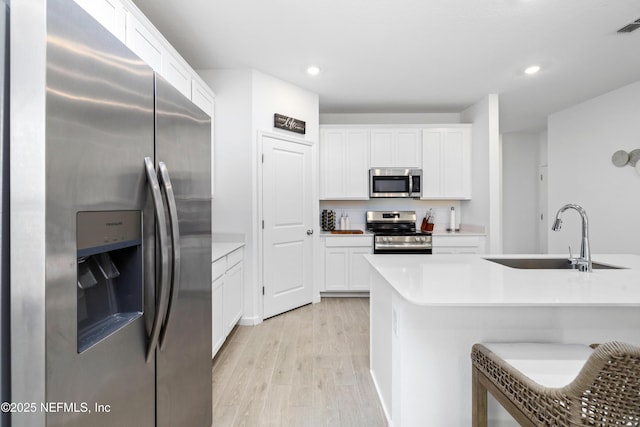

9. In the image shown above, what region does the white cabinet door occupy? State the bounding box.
[442,128,471,199]
[161,53,191,98]
[349,247,372,291]
[370,130,394,167]
[422,130,444,198]
[126,12,163,72]
[370,129,421,168]
[421,127,471,200]
[395,129,422,168]
[223,261,243,334]
[320,129,346,198]
[319,128,369,199]
[73,0,126,42]
[324,248,348,291]
[323,236,373,292]
[212,275,225,358]
[191,78,214,116]
[345,131,370,198]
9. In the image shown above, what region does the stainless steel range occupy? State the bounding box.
[366,211,433,254]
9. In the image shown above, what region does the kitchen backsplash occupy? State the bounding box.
[320,200,462,231]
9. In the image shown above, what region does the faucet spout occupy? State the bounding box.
[552,204,591,272]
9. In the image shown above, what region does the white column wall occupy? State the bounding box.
[548,80,640,255]
[461,94,501,253]
[199,68,319,322]
[502,133,540,253]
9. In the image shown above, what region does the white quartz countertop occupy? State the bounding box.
[364,253,640,307]
[212,242,245,262]
[431,229,486,237]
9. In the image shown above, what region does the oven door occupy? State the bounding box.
[373,235,432,254]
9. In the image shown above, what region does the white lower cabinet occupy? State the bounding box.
[212,247,244,358]
[223,260,243,333]
[211,274,225,357]
[323,236,373,292]
[432,235,486,254]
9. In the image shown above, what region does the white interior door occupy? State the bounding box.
[262,134,313,319]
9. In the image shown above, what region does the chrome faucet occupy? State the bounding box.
[551,204,592,272]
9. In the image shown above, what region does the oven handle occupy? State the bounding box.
[374,249,433,255]
[375,242,432,249]
[408,174,413,195]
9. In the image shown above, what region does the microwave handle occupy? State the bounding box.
[409,174,413,195]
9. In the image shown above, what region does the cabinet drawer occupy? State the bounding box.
[325,236,373,248]
[212,257,226,281]
[227,248,243,268]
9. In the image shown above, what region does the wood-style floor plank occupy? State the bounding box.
[212,297,387,426]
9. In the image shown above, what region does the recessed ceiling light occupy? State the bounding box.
[524,65,541,75]
[306,66,320,76]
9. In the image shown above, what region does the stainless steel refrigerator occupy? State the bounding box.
[9,0,212,426]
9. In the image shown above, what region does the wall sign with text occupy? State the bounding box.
[274,113,306,135]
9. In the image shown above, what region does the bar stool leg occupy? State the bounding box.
[472,366,488,427]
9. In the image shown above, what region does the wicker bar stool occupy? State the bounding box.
[471,341,640,426]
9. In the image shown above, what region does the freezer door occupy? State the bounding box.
[44,0,155,425]
[154,75,212,427]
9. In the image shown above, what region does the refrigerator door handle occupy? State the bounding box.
[157,161,181,350]
[144,157,171,363]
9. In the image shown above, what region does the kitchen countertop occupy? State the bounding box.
[430,224,486,236]
[368,253,640,426]
[430,229,486,236]
[364,253,640,306]
[212,242,245,262]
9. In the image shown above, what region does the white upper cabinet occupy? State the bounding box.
[73,0,126,42]
[370,128,421,168]
[421,126,471,200]
[161,54,192,99]
[125,12,163,72]
[76,0,215,109]
[191,78,215,116]
[320,128,369,200]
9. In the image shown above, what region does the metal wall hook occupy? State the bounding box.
[611,149,640,175]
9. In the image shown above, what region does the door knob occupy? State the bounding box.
[306,229,314,235]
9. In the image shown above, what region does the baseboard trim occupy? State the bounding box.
[320,291,370,298]
[370,369,393,426]
[238,315,262,326]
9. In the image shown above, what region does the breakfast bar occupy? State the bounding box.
[365,254,640,426]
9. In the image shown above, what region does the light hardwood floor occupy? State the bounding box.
[212,297,388,426]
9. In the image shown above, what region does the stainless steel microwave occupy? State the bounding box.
[369,168,422,198]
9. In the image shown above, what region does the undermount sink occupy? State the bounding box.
[484,258,625,270]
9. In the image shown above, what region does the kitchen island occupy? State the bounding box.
[364,254,640,427]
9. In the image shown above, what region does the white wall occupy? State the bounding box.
[548,80,640,255]
[198,68,319,322]
[502,133,540,253]
[461,94,501,253]
[252,71,319,146]
[538,131,548,252]
[320,112,461,125]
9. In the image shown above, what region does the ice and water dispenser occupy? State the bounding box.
[76,211,143,353]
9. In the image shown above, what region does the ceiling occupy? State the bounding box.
[132,0,640,133]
